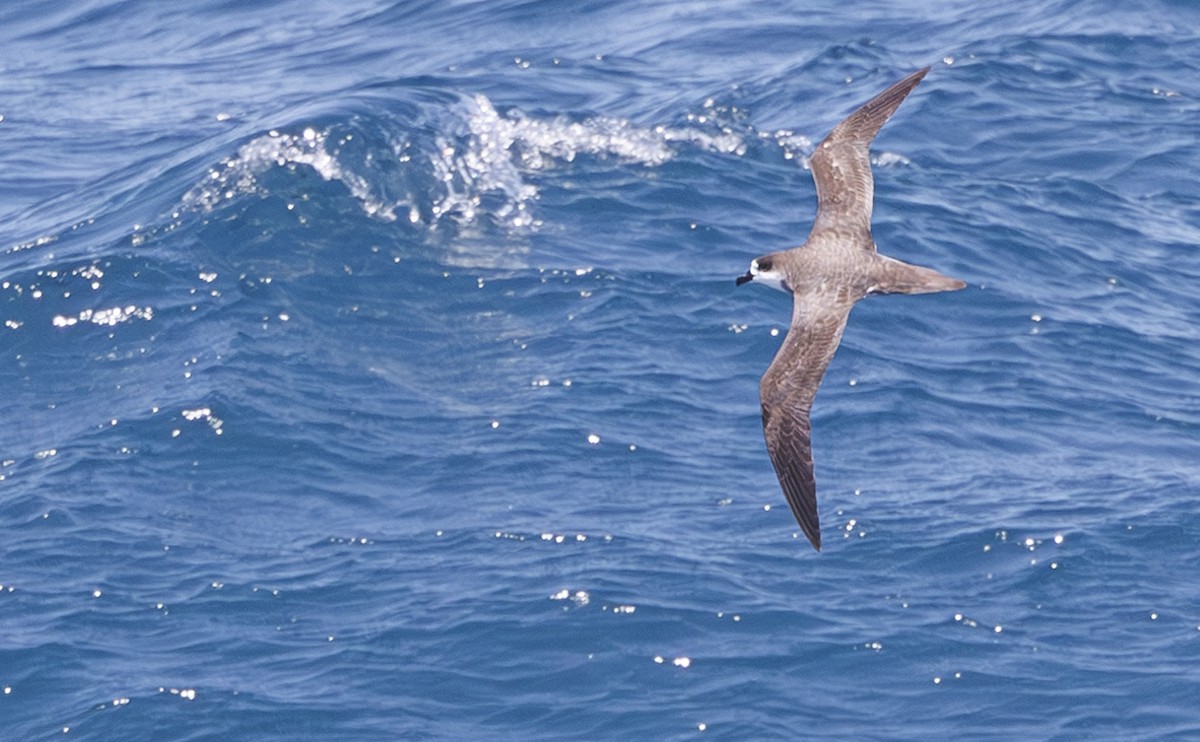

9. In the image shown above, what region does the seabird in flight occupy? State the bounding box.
[736,67,965,551]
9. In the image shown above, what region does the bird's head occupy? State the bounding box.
[736,255,789,293]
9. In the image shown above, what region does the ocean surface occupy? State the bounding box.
[3,1,1200,739]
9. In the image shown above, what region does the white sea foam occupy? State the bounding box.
[181,96,749,233]
[428,94,745,229]
[182,127,395,221]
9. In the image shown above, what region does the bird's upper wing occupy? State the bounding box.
[759,295,855,551]
[809,67,929,241]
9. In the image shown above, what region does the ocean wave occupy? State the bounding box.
[176,93,755,236]
[181,125,387,220]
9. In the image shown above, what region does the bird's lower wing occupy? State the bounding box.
[759,300,855,551]
[763,401,819,549]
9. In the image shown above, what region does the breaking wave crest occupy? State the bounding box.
[179,93,755,234]
[181,126,388,219]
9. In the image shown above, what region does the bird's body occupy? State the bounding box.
[736,67,965,551]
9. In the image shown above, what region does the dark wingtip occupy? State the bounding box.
[909,66,932,85]
[735,272,753,286]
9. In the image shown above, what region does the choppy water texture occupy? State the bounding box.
[3,1,1200,739]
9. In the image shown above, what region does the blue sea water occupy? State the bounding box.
[3,0,1200,738]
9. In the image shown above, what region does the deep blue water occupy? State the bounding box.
[4,1,1200,738]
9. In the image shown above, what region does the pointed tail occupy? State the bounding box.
[869,255,966,295]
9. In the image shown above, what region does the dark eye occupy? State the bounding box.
[757,259,772,272]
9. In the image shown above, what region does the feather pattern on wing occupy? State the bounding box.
[809,67,929,240]
[759,296,855,551]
